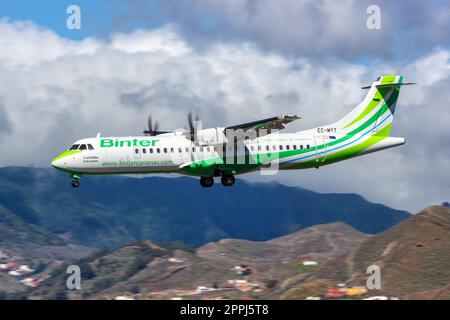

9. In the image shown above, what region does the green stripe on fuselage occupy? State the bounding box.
[344,86,391,128]
[180,89,399,176]
[282,133,388,170]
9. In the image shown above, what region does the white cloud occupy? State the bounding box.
[110,0,450,61]
[0,20,448,212]
[111,26,190,55]
[0,19,99,68]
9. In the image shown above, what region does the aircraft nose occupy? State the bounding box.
[51,157,64,169]
[51,150,80,170]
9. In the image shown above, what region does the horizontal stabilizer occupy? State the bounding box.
[361,82,416,89]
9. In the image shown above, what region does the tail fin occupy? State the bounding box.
[331,75,414,137]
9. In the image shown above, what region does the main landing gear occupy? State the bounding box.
[200,176,214,188]
[221,174,235,187]
[199,174,236,188]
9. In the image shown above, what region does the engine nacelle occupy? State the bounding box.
[196,128,227,145]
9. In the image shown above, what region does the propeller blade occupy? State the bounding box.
[148,115,153,132]
[187,112,194,133]
[144,114,159,136]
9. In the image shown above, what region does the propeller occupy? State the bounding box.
[143,112,201,137]
[187,111,200,141]
[143,115,160,136]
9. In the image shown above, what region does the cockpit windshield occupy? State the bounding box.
[69,144,80,150]
[68,144,94,151]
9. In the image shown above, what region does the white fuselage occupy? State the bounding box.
[52,129,404,176]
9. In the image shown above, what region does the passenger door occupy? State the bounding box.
[314,136,327,165]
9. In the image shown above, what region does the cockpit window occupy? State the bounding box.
[69,144,80,150]
[79,144,87,150]
[87,144,94,150]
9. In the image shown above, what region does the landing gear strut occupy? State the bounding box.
[221,174,235,187]
[71,180,80,188]
[200,176,214,188]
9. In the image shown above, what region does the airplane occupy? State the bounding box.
[51,74,414,188]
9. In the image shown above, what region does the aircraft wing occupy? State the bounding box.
[143,130,173,136]
[224,115,300,134]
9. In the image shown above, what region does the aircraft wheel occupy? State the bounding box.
[221,174,235,187]
[200,177,214,188]
[71,180,80,188]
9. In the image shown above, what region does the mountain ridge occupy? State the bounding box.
[4,205,447,300]
[0,166,410,248]
[28,221,367,300]
[282,205,450,299]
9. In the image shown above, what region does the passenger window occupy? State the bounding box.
[150,148,153,153]
[293,145,297,150]
[286,145,290,150]
[207,147,211,152]
[142,148,146,154]
[272,145,277,151]
[135,148,139,154]
[250,146,255,151]
[300,145,303,150]
[185,147,189,153]
[266,145,270,151]
[170,148,174,153]
[279,145,283,150]
[258,145,262,151]
[157,148,161,153]
[87,144,94,150]
[163,148,168,153]
[69,144,80,150]
[79,144,87,150]
[192,147,196,153]
[307,144,310,149]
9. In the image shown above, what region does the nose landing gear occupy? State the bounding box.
[70,174,82,188]
[71,180,80,188]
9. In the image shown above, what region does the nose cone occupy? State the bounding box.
[51,157,64,169]
[51,150,78,170]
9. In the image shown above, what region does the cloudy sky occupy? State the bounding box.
[0,0,449,212]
